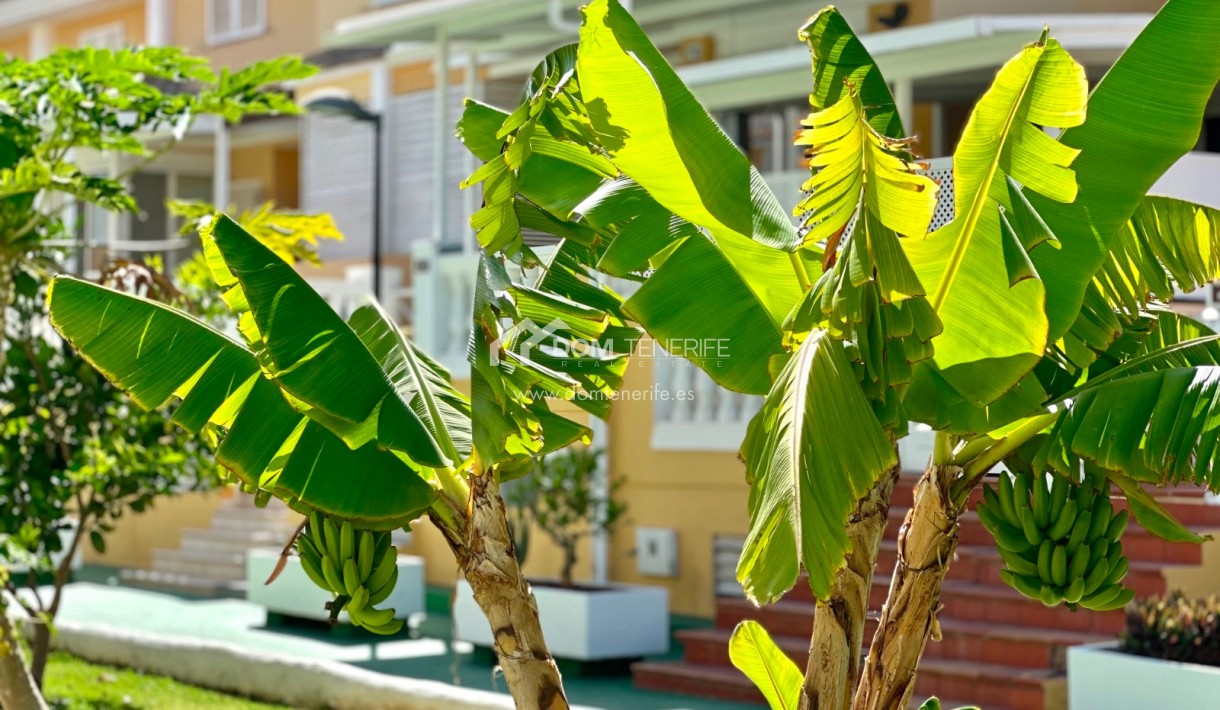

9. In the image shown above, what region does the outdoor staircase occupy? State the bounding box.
[122,494,302,597]
[633,472,1220,709]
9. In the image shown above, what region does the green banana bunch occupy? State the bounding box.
[980,470,1133,612]
[296,511,404,635]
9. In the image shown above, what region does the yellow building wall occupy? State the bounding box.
[172,0,366,70]
[0,31,27,59]
[82,490,230,569]
[604,356,749,618]
[231,143,299,208]
[398,354,749,619]
[54,2,145,48]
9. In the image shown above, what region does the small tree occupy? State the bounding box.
[0,46,314,710]
[505,447,625,588]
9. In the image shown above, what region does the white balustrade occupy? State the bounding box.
[306,277,370,321]
[650,351,762,452]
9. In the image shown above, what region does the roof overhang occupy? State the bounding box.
[332,5,1153,112]
[680,13,1152,111]
[0,0,126,35]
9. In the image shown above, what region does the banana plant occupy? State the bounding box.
[48,213,637,707]
[453,0,1220,708]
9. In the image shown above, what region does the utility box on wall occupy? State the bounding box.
[636,527,679,578]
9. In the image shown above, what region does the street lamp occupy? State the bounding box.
[302,92,384,301]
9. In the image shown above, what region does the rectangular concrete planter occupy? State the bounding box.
[453,578,669,661]
[246,548,425,624]
[1069,641,1220,708]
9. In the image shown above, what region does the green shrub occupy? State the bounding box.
[1120,590,1220,666]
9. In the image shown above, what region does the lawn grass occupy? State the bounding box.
[42,651,294,709]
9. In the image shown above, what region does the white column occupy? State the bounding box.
[893,79,914,135]
[432,28,450,247]
[410,239,439,352]
[213,118,230,211]
[462,50,480,255]
[29,22,52,59]
[145,0,172,47]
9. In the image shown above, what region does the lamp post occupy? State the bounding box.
[302,94,384,301]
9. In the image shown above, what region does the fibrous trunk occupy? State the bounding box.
[436,472,569,710]
[0,604,49,710]
[853,464,960,710]
[801,464,899,710]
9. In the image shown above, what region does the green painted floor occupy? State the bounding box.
[55,566,755,710]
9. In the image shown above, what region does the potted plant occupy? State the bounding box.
[453,448,669,662]
[1069,591,1220,706]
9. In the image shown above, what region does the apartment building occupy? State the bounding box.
[6,1,1220,705]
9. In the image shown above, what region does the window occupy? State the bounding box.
[78,22,126,50]
[208,0,266,45]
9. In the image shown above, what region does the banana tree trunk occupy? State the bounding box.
[853,464,960,710]
[800,464,899,710]
[438,472,569,710]
[0,604,49,710]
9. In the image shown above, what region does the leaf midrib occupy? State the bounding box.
[785,334,820,556]
[930,45,1044,312]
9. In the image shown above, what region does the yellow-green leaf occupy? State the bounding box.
[729,621,802,710]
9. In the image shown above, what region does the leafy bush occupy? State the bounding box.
[504,447,625,588]
[1121,590,1220,666]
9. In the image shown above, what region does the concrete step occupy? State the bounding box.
[121,568,246,598]
[151,548,246,580]
[178,527,287,554]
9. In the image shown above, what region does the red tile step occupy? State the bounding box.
[632,658,1010,709]
[631,661,765,705]
[913,658,1060,710]
[891,474,1220,527]
[875,542,1169,599]
[727,575,1127,636]
[885,507,1207,566]
[680,619,1106,672]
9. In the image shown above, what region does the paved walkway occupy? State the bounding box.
[47,569,756,710]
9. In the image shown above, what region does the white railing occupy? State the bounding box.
[307,265,411,325]
[651,353,762,452]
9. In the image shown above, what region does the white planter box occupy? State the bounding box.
[246,548,425,624]
[453,578,669,661]
[1069,641,1220,708]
